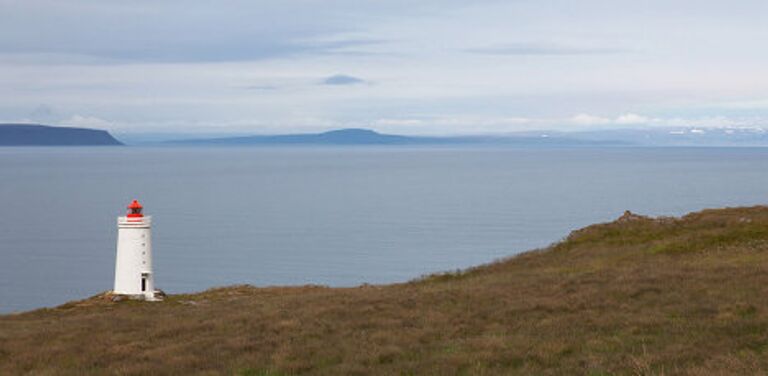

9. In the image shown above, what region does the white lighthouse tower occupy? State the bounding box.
[114,200,159,300]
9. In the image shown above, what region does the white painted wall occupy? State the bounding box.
[114,216,155,298]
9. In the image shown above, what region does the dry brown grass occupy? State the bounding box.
[2,206,768,375]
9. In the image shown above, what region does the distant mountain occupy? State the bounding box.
[168,128,622,146]
[0,124,123,146]
[535,127,768,147]
[583,127,768,146]
[189,128,414,145]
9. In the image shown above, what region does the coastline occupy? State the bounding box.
[3,205,768,374]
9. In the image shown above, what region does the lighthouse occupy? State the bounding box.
[114,200,159,300]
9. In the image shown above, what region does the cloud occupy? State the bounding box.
[27,104,59,123]
[297,38,390,57]
[570,114,612,126]
[374,118,426,126]
[2,1,767,135]
[466,43,626,56]
[242,85,278,91]
[62,115,113,129]
[565,113,763,130]
[369,116,537,134]
[615,113,650,124]
[0,1,394,63]
[322,74,366,85]
[715,98,768,110]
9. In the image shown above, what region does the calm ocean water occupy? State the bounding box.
[1,146,767,313]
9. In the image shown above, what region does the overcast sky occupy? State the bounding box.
[1,0,767,135]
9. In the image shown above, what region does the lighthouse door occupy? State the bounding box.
[141,276,147,292]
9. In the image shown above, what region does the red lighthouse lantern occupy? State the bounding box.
[127,200,144,218]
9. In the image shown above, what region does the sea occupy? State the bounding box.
[1,146,767,313]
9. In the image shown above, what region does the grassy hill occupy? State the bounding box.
[2,206,768,375]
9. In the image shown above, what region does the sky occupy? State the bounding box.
[1,0,767,135]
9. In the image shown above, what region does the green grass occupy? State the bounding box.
[2,206,768,375]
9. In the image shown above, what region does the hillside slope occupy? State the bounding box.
[2,207,768,374]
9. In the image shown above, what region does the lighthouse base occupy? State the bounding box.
[108,290,165,302]
[143,291,162,302]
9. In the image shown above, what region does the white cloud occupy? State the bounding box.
[660,116,739,128]
[718,98,768,110]
[374,119,426,126]
[375,116,532,127]
[615,113,650,124]
[570,114,611,126]
[62,115,113,129]
[563,113,765,130]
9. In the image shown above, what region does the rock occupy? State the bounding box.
[617,210,647,222]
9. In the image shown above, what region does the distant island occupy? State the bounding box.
[167,128,622,146]
[162,127,768,147]
[0,124,123,146]
[5,123,768,147]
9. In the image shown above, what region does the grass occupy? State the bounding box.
[2,206,768,375]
